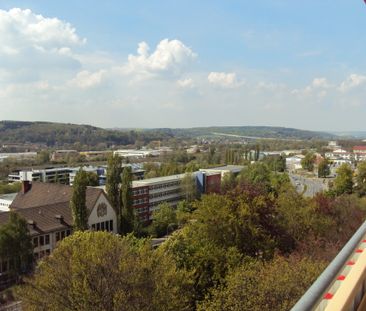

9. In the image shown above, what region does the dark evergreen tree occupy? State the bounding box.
[0,212,33,279]
[106,154,122,213]
[120,166,135,234]
[70,169,88,231]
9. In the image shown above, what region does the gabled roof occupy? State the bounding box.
[0,202,72,235]
[10,182,103,212]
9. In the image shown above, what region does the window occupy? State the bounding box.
[105,221,109,231]
[61,231,65,239]
[101,222,105,231]
[56,232,60,242]
[33,237,38,247]
[96,223,100,231]
[40,236,44,246]
[109,220,113,232]
[45,235,50,245]
[66,230,71,236]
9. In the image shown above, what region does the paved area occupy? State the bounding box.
[289,173,329,197]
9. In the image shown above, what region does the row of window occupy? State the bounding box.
[149,189,181,200]
[133,197,148,206]
[33,234,50,247]
[137,207,149,214]
[91,220,114,232]
[149,195,185,208]
[132,188,148,196]
[149,181,180,190]
[56,229,71,242]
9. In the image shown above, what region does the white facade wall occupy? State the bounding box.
[88,194,118,234]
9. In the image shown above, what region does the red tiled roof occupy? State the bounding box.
[353,146,366,151]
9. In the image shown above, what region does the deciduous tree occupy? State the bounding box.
[17,231,194,311]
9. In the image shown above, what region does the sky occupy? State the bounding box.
[0,0,366,131]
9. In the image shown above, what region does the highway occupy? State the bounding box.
[289,173,329,197]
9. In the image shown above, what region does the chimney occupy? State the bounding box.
[27,219,37,228]
[22,180,32,194]
[55,214,64,223]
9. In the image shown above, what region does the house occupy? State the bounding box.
[0,181,117,266]
[353,146,366,161]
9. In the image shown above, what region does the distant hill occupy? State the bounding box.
[167,126,337,140]
[0,121,173,148]
[0,121,338,149]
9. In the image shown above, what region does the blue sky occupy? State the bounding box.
[0,1,366,130]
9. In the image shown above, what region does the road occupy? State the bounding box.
[289,173,329,197]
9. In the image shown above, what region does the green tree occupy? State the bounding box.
[36,150,50,164]
[198,256,326,311]
[318,158,330,178]
[356,161,366,196]
[301,152,316,172]
[333,163,354,195]
[106,154,122,213]
[221,172,237,193]
[0,212,33,279]
[264,155,286,172]
[17,231,194,311]
[181,173,197,202]
[238,162,271,190]
[149,202,177,237]
[85,171,99,186]
[120,166,135,235]
[70,169,88,231]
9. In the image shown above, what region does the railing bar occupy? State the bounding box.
[291,220,366,311]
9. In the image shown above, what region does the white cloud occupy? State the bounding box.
[69,70,106,89]
[208,72,241,88]
[0,8,85,52]
[126,39,197,77]
[312,77,330,88]
[339,74,366,92]
[177,78,194,88]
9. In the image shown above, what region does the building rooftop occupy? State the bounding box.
[0,193,18,201]
[132,173,190,187]
[11,182,102,212]
[200,165,245,172]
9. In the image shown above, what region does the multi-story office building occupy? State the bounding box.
[8,167,71,184]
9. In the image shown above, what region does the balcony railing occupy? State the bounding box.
[292,220,366,311]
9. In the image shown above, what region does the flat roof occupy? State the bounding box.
[200,165,245,172]
[132,173,191,187]
[0,193,18,201]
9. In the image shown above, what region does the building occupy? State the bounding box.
[199,165,245,177]
[353,146,366,161]
[79,151,111,160]
[132,174,189,221]
[286,155,304,171]
[0,193,17,212]
[325,149,352,161]
[51,150,78,162]
[8,167,72,184]
[196,171,221,194]
[0,152,37,163]
[0,181,117,288]
[114,148,172,159]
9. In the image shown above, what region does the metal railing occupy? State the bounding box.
[292,220,366,311]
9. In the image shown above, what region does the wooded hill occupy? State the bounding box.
[0,121,173,148]
[0,121,338,149]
